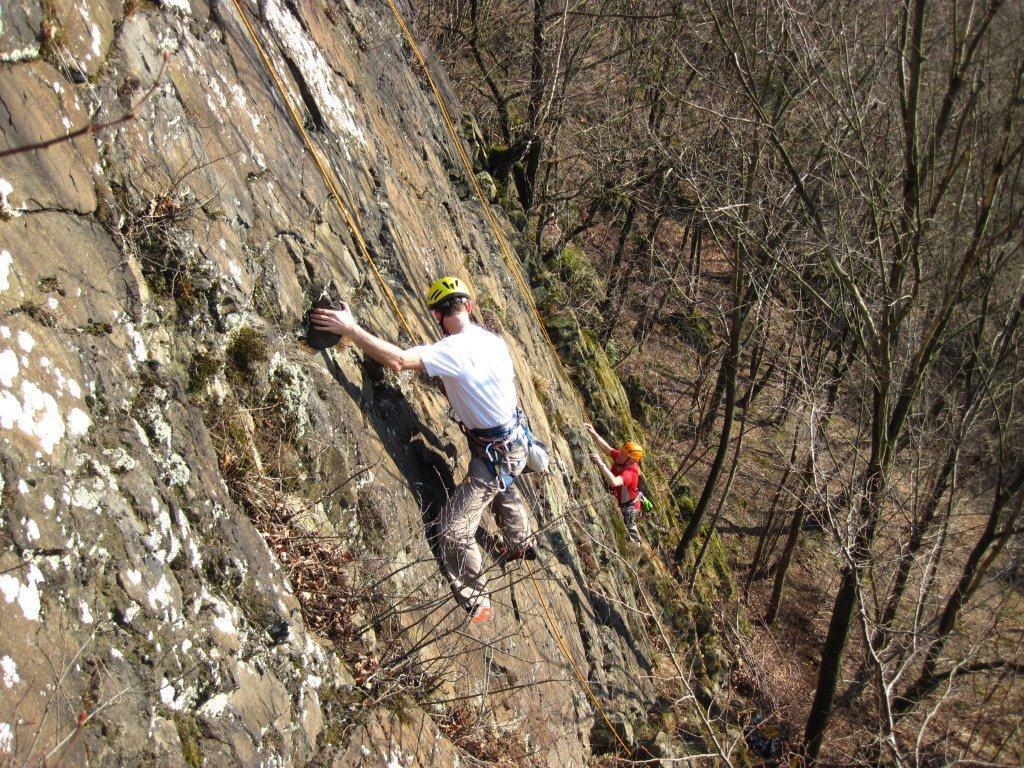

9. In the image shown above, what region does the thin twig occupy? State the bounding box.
[0,52,170,160]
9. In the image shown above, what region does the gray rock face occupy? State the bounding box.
[0,0,708,765]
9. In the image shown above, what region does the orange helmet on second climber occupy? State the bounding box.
[426,276,471,309]
[620,441,644,461]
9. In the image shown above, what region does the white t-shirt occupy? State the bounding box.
[411,324,518,430]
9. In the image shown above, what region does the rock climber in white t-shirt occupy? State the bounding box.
[310,276,536,624]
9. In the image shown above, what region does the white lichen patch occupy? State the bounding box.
[0,43,41,63]
[17,331,34,353]
[0,721,12,753]
[0,250,12,291]
[198,692,230,718]
[206,593,238,638]
[0,564,45,621]
[5,381,64,453]
[176,509,202,569]
[0,179,24,219]
[207,74,228,111]
[90,23,102,57]
[67,407,91,436]
[159,677,174,706]
[161,0,192,15]
[0,349,17,387]
[103,446,137,473]
[227,82,261,133]
[24,519,40,542]
[264,0,365,151]
[80,600,94,624]
[161,454,191,487]
[145,507,181,563]
[68,458,115,512]
[0,334,91,453]
[147,574,175,616]
[1,656,19,688]
[140,403,172,448]
[124,321,148,362]
[268,354,311,436]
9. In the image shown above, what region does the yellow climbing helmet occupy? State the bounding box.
[426,276,471,309]
[620,441,644,462]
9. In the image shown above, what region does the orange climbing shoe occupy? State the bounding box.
[470,605,494,625]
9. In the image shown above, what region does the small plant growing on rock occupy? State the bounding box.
[113,165,216,323]
[225,327,269,379]
[38,0,65,63]
[10,300,58,327]
[187,351,223,394]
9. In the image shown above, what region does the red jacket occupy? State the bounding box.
[609,449,640,507]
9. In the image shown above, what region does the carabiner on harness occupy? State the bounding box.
[484,436,518,492]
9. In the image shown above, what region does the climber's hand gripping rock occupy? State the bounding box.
[310,303,358,335]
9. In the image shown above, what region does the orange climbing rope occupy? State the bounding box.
[380,0,588,413]
[525,561,634,755]
[380,1,634,754]
[226,0,633,755]
[227,0,418,343]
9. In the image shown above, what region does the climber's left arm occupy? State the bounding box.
[311,305,424,373]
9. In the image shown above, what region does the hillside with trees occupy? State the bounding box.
[416,0,1024,763]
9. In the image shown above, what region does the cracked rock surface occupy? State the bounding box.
[0,0,727,765]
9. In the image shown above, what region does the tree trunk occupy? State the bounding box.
[690,342,757,586]
[674,256,745,566]
[519,0,546,211]
[745,424,800,597]
[687,221,703,301]
[697,354,728,440]
[635,213,668,346]
[598,199,638,343]
[764,456,814,624]
[805,383,889,763]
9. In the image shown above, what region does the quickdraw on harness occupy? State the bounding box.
[460,408,549,492]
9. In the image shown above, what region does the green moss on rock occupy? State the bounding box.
[188,351,223,394]
[226,326,269,378]
[173,712,204,767]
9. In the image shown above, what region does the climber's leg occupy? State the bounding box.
[438,454,498,613]
[490,438,535,557]
[621,500,641,542]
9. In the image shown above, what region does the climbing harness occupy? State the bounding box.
[462,408,550,490]
[464,410,528,492]
[521,418,550,474]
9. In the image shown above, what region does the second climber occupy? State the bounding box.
[584,422,645,543]
[310,276,536,625]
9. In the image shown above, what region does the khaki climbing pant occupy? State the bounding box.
[437,436,533,613]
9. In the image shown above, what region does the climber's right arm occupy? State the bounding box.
[310,305,424,372]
